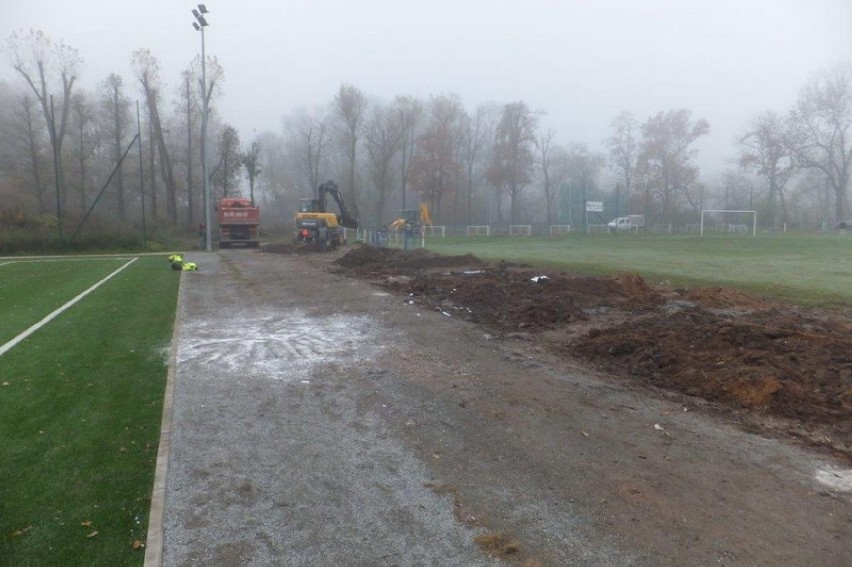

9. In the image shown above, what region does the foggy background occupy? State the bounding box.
[3,0,848,173]
[1,0,851,242]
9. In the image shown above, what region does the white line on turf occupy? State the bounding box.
[0,257,133,263]
[0,257,139,358]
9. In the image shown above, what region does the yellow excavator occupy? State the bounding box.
[295,180,359,250]
[389,202,432,232]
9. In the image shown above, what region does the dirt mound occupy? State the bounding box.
[333,244,486,275]
[683,286,770,310]
[406,271,663,330]
[331,246,852,454]
[263,242,325,255]
[573,310,851,421]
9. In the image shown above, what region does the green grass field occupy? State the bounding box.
[424,233,852,306]
[0,256,180,566]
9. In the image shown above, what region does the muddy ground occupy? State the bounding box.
[163,245,851,566]
[319,244,851,459]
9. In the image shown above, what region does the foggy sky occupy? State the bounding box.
[1,0,850,179]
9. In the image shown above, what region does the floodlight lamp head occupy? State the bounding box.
[193,22,201,31]
[198,4,209,14]
[197,15,208,26]
[192,8,200,17]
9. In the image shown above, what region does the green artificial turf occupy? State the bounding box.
[0,259,130,345]
[0,255,180,566]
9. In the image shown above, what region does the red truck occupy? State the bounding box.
[216,197,260,248]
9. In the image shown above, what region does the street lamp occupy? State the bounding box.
[192,3,212,251]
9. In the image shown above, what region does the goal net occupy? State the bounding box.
[700,210,757,236]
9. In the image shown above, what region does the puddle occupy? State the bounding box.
[814,466,852,492]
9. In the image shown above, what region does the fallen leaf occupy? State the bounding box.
[131,539,144,550]
[11,530,22,537]
[81,520,92,527]
[86,530,99,538]
[581,431,589,437]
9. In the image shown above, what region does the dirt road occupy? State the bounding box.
[160,249,851,566]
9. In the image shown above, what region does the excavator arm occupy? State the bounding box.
[318,180,359,229]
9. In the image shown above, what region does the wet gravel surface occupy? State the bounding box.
[160,250,851,566]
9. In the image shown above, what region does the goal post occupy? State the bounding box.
[700,210,757,236]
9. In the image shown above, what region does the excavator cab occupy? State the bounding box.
[400,209,421,224]
[298,198,321,214]
[293,181,359,250]
[390,204,432,232]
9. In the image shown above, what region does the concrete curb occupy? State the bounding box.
[144,269,185,566]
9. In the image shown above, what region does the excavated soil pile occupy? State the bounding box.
[262,242,326,255]
[333,246,852,454]
[574,309,851,425]
[333,244,486,275]
[406,271,664,330]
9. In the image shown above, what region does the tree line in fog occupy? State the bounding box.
[1,29,849,238]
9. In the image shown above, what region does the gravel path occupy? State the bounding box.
[156,250,851,566]
[160,252,495,566]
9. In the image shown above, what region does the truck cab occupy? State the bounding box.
[216,197,260,248]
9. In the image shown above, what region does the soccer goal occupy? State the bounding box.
[700,210,757,236]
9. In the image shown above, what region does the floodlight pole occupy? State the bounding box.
[193,4,212,251]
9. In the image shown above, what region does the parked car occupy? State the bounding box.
[607,215,645,232]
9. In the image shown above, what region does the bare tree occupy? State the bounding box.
[5,95,51,211]
[70,91,98,215]
[212,125,241,198]
[739,110,796,227]
[146,109,158,219]
[242,140,261,205]
[6,29,83,211]
[460,104,493,225]
[132,48,178,225]
[487,101,538,223]
[364,103,403,226]
[253,131,294,221]
[639,109,709,225]
[718,170,754,211]
[534,129,570,226]
[790,62,852,223]
[408,94,464,218]
[393,95,423,210]
[333,84,368,214]
[284,106,329,193]
[178,67,198,224]
[99,73,130,220]
[606,111,640,212]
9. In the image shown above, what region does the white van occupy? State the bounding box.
[607,215,645,232]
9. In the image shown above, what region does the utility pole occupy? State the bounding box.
[192,4,212,251]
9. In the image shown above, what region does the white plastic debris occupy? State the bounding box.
[531,275,549,283]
